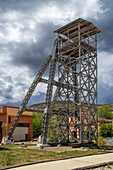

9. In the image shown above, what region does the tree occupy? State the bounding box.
[1,123,7,155]
[98,106,113,119]
[100,124,113,137]
[47,115,59,142]
[33,113,43,138]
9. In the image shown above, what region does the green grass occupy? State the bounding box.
[0,144,109,168]
[26,160,33,162]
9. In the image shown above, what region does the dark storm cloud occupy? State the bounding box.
[0,83,13,99]
[95,1,113,53]
[0,0,66,14]
[10,22,56,75]
[90,0,113,104]
[1,0,111,73]
[0,0,112,72]
[0,0,42,13]
[0,0,61,76]
[98,84,113,104]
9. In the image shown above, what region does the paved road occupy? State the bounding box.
[10,153,113,170]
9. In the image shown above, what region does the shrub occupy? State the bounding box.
[100,124,113,137]
[107,124,113,137]
[98,106,113,119]
[94,136,107,147]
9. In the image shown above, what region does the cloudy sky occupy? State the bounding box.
[0,0,113,107]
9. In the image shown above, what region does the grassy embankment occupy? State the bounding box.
[0,143,108,168]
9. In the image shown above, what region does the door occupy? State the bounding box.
[13,124,29,141]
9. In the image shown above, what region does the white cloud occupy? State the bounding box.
[0,0,107,44]
[0,63,49,105]
[35,0,107,25]
[98,51,113,87]
[0,65,30,104]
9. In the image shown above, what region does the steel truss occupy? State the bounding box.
[6,18,100,145]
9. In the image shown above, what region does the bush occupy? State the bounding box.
[100,124,113,137]
[107,124,113,137]
[98,106,113,119]
[94,136,107,147]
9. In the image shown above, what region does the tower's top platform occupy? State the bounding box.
[54,18,101,39]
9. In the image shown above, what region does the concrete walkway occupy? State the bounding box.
[10,153,113,170]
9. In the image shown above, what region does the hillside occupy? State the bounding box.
[30,102,113,111]
[102,103,113,111]
[30,102,113,110]
[30,101,68,110]
[31,102,45,109]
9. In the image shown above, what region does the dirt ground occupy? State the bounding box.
[28,146,87,152]
[17,141,88,152]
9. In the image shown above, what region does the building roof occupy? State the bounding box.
[54,18,101,39]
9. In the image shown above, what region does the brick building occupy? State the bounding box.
[0,105,33,142]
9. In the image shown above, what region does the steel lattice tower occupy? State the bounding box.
[6,18,101,145]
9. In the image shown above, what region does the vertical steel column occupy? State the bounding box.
[95,33,98,142]
[67,28,70,143]
[78,21,82,143]
[88,25,91,142]
[66,64,69,143]
[41,41,57,144]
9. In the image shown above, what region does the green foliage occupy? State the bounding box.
[33,113,43,138]
[26,159,33,162]
[107,163,111,168]
[98,106,113,119]
[1,123,7,155]
[47,115,59,142]
[94,136,107,147]
[107,124,113,137]
[1,123,7,140]
[1,123,7,129]
[100,124,113,137]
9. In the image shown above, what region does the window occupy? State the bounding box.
[8,116,11,123]
[17,123,29,127]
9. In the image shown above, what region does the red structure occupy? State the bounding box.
[0,105,33,142]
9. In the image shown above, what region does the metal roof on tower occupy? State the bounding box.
[54,18,101,38]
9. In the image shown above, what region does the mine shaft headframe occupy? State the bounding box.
[6,18,101,145]
[54,18,101,38]
[52,18,101,144]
